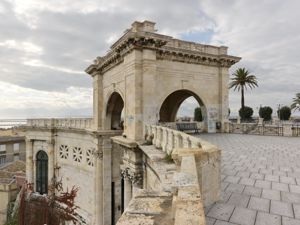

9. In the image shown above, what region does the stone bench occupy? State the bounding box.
[176,123,199,133]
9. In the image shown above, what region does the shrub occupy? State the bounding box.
[239,106,253,120]
[259,106,273,121]
[277,106,291,120]
[164,151,174,163]
[194,107,203,122]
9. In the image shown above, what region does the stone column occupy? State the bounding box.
[124,178,132,209]
[92,73,103,130]
[94,148,103,225]
[218,65,230,132]
[47,140,55,185]
[26,139,34,183]
[102,137,112,225]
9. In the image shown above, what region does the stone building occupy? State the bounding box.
[25,21,240,224]
[0,136,26,165]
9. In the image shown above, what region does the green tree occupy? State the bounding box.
[239,106,253,120]
[194,107,203,122]
[291,93,300,111]
[229,68,258,110]
[277,106,291,120]
[259,106,273,121]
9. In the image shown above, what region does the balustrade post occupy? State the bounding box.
[155,127,162,149]
[152,126,157,145]
[161,128,168,152]
[167,131,174,154]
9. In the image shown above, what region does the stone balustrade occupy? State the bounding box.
[145,124,216,154]
[172,150,206,225]
[26,118,93,129]
[227,122,300,136]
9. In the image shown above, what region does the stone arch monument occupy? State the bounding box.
[25,21,240,225]
[86,20,240,138]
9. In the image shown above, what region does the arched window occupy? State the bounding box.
[106,92,124,130]
[36,150,48,194]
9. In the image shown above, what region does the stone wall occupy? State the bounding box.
[25,126,122,224]
[116,124,219,225]
[0,182,18,225]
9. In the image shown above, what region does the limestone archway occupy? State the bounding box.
[159,89,207,123]
[105,92,124,130]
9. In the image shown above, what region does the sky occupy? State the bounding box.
[0,0,299,119]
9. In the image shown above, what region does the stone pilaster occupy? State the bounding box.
[124,178,132,209]
[25,139,34,183]
[124,50,143,140]
[93,147,103,225]
[47,140,55,186]
[93,73,103,130]
[102,137,112,225]
[219,66,230,132]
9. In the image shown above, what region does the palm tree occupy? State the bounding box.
[229,68,258,110]
[291,93,300,111]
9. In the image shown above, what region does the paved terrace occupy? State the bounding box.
[197,134,300,225]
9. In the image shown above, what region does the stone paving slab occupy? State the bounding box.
[198,134,300,225]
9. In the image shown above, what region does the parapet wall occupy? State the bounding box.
[116,125,221,225]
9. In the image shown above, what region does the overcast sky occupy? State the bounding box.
[0,0,299,119]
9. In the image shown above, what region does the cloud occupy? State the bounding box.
[0,81,92,118]
[0,0,299,118]
[198,0,300,116]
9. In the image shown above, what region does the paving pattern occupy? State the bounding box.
[197,133,300,225]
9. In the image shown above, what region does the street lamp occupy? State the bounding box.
[277,104,281,120]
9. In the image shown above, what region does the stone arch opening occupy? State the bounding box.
[159,89,206,122]
[106,92,124,130]
[36,150,48,194]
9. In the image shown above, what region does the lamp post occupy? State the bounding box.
[277,104,281,120]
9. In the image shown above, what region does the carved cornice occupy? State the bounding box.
[86,35,168,75]
[156,49,240,68]
[85,28,241,75]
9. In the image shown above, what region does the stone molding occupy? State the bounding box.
[85,22,240,75]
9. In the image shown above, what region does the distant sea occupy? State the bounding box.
[0,119,27,129]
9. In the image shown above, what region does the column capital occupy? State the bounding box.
[121,167,143,186]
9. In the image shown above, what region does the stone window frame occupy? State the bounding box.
[59,145,69,160]
[73,146,83,163]
[86,148,94,167]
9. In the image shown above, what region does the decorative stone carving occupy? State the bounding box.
[92,148,103,160]
[86,149,94,166]
[72,147,82,162]
[59,145,69,159]
[121,167,143,186]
